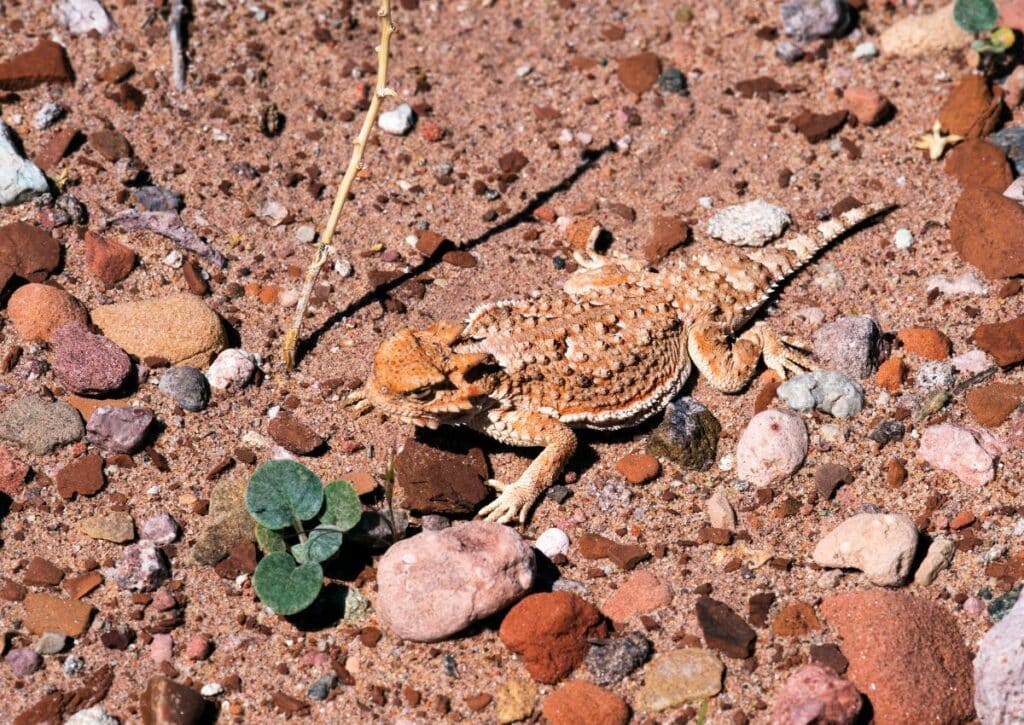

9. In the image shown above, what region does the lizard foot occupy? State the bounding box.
[478,481,531,525]
[761,329,815,380]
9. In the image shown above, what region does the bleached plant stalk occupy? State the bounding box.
[170,0,187,90]
[283,0,397,371]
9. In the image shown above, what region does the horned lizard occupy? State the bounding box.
[354,203,889,524]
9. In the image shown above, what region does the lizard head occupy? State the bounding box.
[361,320,495,428]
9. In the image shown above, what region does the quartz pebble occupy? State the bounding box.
[141,513,180,545]
[777,370,864,418]
[638,648,723,711]
[65,705,119,725]
[206,348,257,389]
[378,103,415,135]
[0,122,48,206]
[705,200,790,246]
[781,0,850,40]
[159,366,210,412]
[770,663,861,724]
[736,409,808,485]
[51,323,132,396]
[813,512,919,586]
[918,424,998,486]
[914,361,954,390]
[812,316,881,378]
[376,521,535,641]
[974,593,1024,724]
[87,405,154,453]
[54,0,114,35]
[114,539,169,591]
[926,271,987,295]
[535,528,570,558]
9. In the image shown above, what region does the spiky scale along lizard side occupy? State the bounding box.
[356,203,891,524]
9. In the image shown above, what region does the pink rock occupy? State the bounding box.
[771,663,862,725]
[376,521,535,642]
[842,86,892,126]
[736,409,808,485]
[185,633,212,661]
[600,570,673,623]
[150,588,176,611]
[150,634,173,663]
[1000,0,1024,30]
[50,322,132,395]
[0,444,29,496]
[5,647,42,677]
[918,424,996,486]
[141,513,180,545]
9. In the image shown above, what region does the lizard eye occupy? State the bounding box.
[409,387,437,402]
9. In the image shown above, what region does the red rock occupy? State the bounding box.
[34,127,82,172]
[414,229,446,256]
[577,533,650,570]
[267,411,324,454]
[51,322,133,395]
[821,591,973,724]
[874,356,906,391]
[770,663,861,725]
[695,597,756,658]
[771,602,821,637]
[419,120,444,142]
[22,593,95,636]
[950,510,976,529]
[7,283,89,343]
[498,150,528,175]
[85,231,136,287]
[0,222,62,291]
[615,453,661,485]
[842,86,892,126]
[23,557,65,586]
[938,74,1004,138]
[393,437,489,515]
[63,571,103,600]
[88,129,133,162]
[896,327,950,360]
[972,316,1024,366]
[185,633,212,661]
[55,454,106,500]
[944,139,1013,191]
[0,39,73,91]
[96,61,135,84]
[735,76,786,100]
[0,445,29,496]
[616,52,661,95]
[966,382,1024,427]
[498,591,608,683]
[542,681,630,725]
[951,187,1024,279]
[645,217,689,264]
[792,109,847,142]
[140,676,207,725]
[599,570,672,623]
[0,577,27,602]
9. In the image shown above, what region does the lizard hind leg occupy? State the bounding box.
[688,318,813,393]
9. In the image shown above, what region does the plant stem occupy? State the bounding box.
[169,0,188,91]
[293,518,307,545]
[283,0,397,371]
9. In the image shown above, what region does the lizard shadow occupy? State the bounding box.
[295,141,618,365]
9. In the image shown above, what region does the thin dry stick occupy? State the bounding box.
[170,0,188,91]
[283,0,397,371]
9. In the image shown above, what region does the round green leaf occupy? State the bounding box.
[246,460,324,529]
[255,523,288,554]
[954,0,998,32]
[322,480,362,532]
[292,525,344,564]
[252,551,323,615]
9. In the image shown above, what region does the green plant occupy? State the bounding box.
[246,460,362,615]
[954,0,999,33]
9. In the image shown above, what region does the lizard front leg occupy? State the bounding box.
[688,317,812,393]
[475,410,576,525]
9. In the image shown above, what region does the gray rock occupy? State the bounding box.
[646,398,721,471]
[378,103,415,135]
[134,185,184,213]
[0,122,48,207]
[307,675,337,701]
[975,592,1024,724]
[33,103,65,130]
[159,366,210,412]
[777,370,864,418]
[0,397,84,454]
[114,540,169,591]
[585,632,653,685]
[64,655,85,675]
[86,405,154,453]
[989,126,1024,176]
[812,316,881,378]
[705,200,790,246]
[376,521,535,641]
[35,632,68,655]
[915,361,955,391]
[781,0,851,41]
[775,41,805,64]
[54,0,114,34]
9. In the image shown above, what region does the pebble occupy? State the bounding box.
[140,677,206,725]
[879,2,971,56]
[55,453,105,499]
[893,228,913,249]
[813,316,881,378]
[91,293,228,367]
[542,681,629,725]
[821,591,973,723]
[973,315,1024,366]
[989,126,1024,176]
[776,41,805,64]
[0,122,48,206]
[34,632,67,655]
[191,478,253,565]
[307,675,336,701]
[134,185,183,213]
[377,521,535,641]
[813,512,919,586]
[912,361,953,391]
[499,591,607,683]
[65,706,119,725]
[267,410,324,455]
[392,437,489,515]
[0,397,84,454]
[926,271,987,295]
[23,592,94,636]
[7,283,89,342]
[54,0,114,35]
[897,327,950,360]
[496,679,537,724]
[585,631,652,685]
[85,231,136,287]
[914,536,955,585]
[535,528,570,558]
[616,52,661,95]
[770,663,862,724]
[80,512,135,543]
[0,222,62,288]
[0,38,73,91]
[939,75,1003,139]
[736,409,808,485]
[852,41,877,60]
[780,0,849,40]
[378,103,415,135]
[946,138,1014,191]
[778,370,864,418]
[918,424,997,486]
[695,597,756,658]
[33,102,64,130]
[614,452,660,484]
[159,367,210,412]
[51,323,132,395]
[974,593,1024,724]
[87,405,154,453]
[185,633,212,660]
[0,444,29,495]
[950,187,1024,279]
[150,634,173,663]
[705,200,790,246]
[6,647,43,676]
[141,513,179,545]
[952,349,992,374]
[638,648,723,711]
[600,570,672,623]
[646,398,721,470]
[842,86,891,126]
[206,348,257,390]
[114,540,169,591]
[706,487,737,530]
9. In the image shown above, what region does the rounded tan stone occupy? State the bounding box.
[7,283,88,342]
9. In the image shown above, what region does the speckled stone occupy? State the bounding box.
[0,396,84,454]
[50,322,132,395]
[158,366,210,412]
[86,405,154,453]
[7,283,89,342]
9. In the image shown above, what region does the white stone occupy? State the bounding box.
[200,683,224,697]
[1004,177,1024,202]
[706,488,736,530]
[706,199,790,246]
[206,348,257,390]
[813,512,919,586]
[54,0,114,35]
[162,250,184,269]
[852,41,878,59]
[913,536,955,585]
[0,122,48,207]
[65,705,119,725]
[294,225,316,244]
[736,409,808,485]
[378,103,415,135]
[33,103,64,130]
[918,424,998,487]
[974,594,1024,724]
[894,228,913,249]
[926,271,986,295]
[951,349,992,374]
[535,527,570,558]
[257,200,288,226]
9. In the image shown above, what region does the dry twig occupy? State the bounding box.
[283,0,397,371]
[170,0,188,91]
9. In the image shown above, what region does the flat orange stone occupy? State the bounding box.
[23,592,95,636]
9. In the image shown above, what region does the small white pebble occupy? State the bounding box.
[162,250,184,269]
[515,64,532,78]
[535,528,570,558]
[294,225,316,244]
[200,683,224,697]
[334,259,353,277]
[718,453,734,472]
[894,228,913,249]
[378,103,415,135]
[852,41,877,60]
[698,196,714,209]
